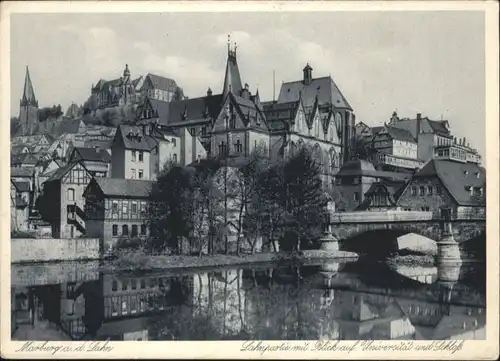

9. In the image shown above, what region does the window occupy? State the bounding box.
[131,169,136,179]
[123,201,128,215]
[353,177,360,185]
[131,279,137,290]
[138,170,143,179]
[234,139,243,153]
[138,151,144,162]
[132,151,137,162]
[140,202,146,213]
[132,225,138,237]
[131,297,137,314]
[111,297,119,316]
[419,186,425,196]
[141,224,147,235]
[201,126,207,136]
[67,188,75,201]
[112,280,117,291]
[112,201,118,213]
[172,138,177,147]
[122,281,128,291]
[173,154,178,163]
[427,186,433,195]
[122,225,129,236]
[190,127,196,136]
[112,224,118,236]
[354,192,360,201]
[122,300,128,315]
[131,202,137,214]
[140,279,146,289]
[436,186,442,195]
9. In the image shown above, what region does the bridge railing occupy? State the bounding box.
[330,210,434,223]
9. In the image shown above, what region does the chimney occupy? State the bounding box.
[207,87,212,97]
[416,113,422,120]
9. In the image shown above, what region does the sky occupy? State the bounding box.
[10,11,485,156]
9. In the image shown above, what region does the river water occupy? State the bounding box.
[11,259,486,341]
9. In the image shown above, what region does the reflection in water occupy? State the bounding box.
[11,260,486,341]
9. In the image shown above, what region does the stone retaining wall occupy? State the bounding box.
[11,238,101,263]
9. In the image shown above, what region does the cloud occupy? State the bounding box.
[133,41,220,96]
[60,25,121,77]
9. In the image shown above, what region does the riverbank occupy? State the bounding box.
[98,249,359,273]
[385,253,436,267]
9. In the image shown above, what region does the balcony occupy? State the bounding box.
[372,152,423,170]
[434,145,467,163]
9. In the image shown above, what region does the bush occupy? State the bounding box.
[115,236,143,251]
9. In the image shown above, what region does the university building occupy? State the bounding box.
[134,40,357,187]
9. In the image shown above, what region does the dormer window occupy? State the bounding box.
[465,186,473,196]
[464,170,468,175]
[475,172,480,179]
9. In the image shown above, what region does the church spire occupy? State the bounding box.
[222,34,243,98]
[21,66,38,106]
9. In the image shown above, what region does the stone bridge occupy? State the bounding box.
[329,210,485,243]
[320,208,485,263]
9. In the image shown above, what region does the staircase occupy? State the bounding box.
[67,203,86,235]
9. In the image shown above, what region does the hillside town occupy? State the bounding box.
[9,20,488,344]
[10,39,485,252]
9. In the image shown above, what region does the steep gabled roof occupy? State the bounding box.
[90,178,154,199]
[413,159,485,206]
[427,119,451,136]
[380,126,417,143]
[277,76,352,110]
[166,94,224,125]
[46,161,91,182]
[56,118,85,135]
[115,124,156,151]
[71,147,111,163]
[137,97,171,124]
[11,145,29,155]
[144,73,178,92]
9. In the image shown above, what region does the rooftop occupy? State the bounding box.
[414,159,485,206]
[91,178,154,198]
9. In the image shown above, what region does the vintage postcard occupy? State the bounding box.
[1,0,499,359]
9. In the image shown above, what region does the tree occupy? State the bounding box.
[261,149,328,252]
[147,158,223,255]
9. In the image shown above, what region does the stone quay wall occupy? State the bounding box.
[11,238,101,263]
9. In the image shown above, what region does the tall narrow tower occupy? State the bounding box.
[19,66,39,136]
[222,35,243,99]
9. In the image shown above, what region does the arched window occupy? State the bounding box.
[313,144,323,172]
[67,188,75,201]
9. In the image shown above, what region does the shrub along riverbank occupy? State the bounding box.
[99,248,359,273]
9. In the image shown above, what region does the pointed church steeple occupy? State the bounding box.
[222,34,243,98]
[21,66,38,107]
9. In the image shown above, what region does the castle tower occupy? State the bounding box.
[222,35,243,98]
[19,66,39,136]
